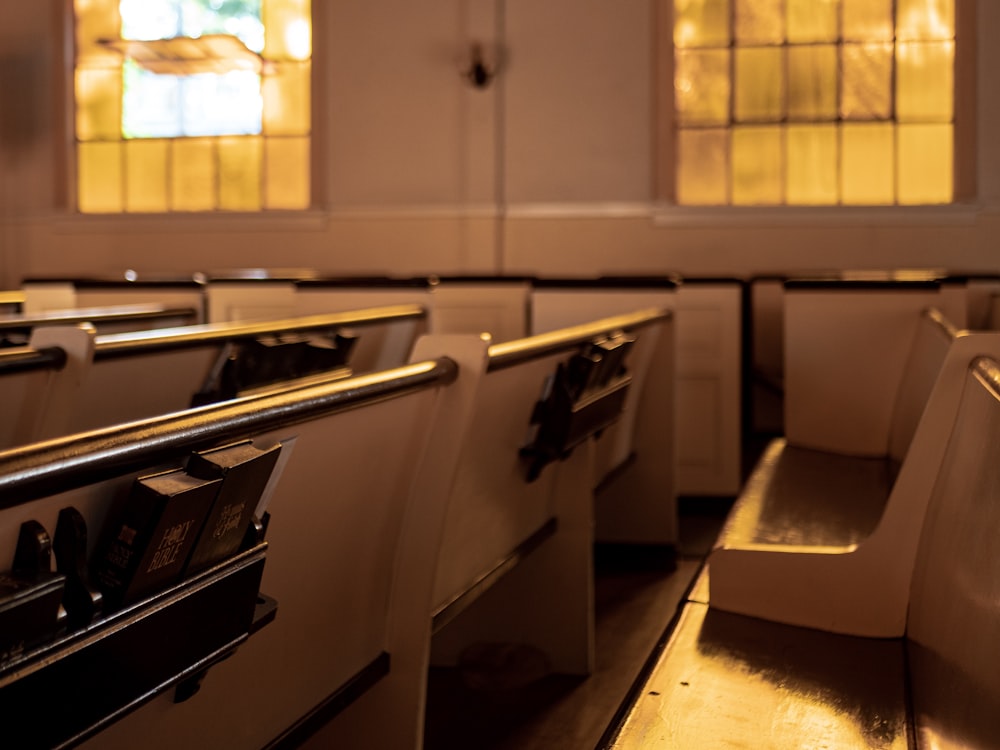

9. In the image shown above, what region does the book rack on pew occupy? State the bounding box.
[0,541,275,750]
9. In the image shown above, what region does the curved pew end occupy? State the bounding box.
[8,325,96,447]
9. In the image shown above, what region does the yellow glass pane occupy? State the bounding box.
[735,0,783,44]
[263,62,311,135]
[841,123,895,204]
[734,48,783,122]
[78,142,123,213]
[76,67,122,141]
[732,126,782,205]
[677,128,729,205]
[674,0,731,48]
[219,136,263,211]
[787,46,837,121]
[843,0,893,42]
[898,124,952,204]
[125,139,168,212]
[265,137,310,209]
[171,139,216,211]
[263,0,312,60]
[896,42,954,122]
[787,0,837,43]
[841,44,893,120]
[676,50,731,126]
[75,0,121,63]
[897,0,954,41]
[786,125,837,205]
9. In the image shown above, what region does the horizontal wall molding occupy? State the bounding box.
[651,202,985,228]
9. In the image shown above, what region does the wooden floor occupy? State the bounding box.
[423,498,732,750]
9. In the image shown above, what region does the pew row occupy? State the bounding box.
[307,306,673,750]
[0,303,197,343]
[603,354,1000,749]
[0,347,481,750]
[532,277,741,497]
[4,304,426,449]
[708,310,1000,637]
[21,278,206,323]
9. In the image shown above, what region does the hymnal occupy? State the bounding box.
[184,440,282,574]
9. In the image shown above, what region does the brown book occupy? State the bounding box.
[95,469,221,608]
[183,440,282,574]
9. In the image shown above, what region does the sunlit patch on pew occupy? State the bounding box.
[520,335,634,481]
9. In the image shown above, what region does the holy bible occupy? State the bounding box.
[95,469,221,608]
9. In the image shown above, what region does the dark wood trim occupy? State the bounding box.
[432,518,558,634]
[263,652,391,750]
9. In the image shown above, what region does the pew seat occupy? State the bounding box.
[603,356,1000,749]
[706,309,1000,637]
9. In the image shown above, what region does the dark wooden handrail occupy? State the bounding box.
[0,304,197,332]
[0,346,68,374]
[0,356,456,508]
[487,307,671,372]
[93,304,427,359]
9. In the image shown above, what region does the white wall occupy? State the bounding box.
[0,0,997,286]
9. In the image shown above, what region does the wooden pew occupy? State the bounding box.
[601,354,1000,749]
[532,276,742,498]
[21,277,206,323]
[0,290,25,314]
[428,310,670,669]
[23,305,426,443]
[708,310,1000,637]
[0,303,197,344]
[0,326,94,450]
[528,279,678,545]
[197,272,532,345]
[0,346,482,750]
[309,306,671,750]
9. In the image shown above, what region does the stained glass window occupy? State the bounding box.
[74,0,311,213]
[673,0,956,206]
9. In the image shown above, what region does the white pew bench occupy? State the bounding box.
[21,277,206,323]
[0,348,480,750]
[0,303,197,343]
[532,276,742,498]
[602,354,1000,749]
[23,305,427,443]
[708,309,1000,637]
[312,308,672,750]
[428,309,671,669]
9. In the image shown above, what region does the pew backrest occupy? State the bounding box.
[784,281,944,455]
[0,303,197,339]
[64,305,426,436]
[429,307,671,622]
[0,349,479,750]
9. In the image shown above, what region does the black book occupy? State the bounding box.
[95,469,221,608]
[184,440,282,575]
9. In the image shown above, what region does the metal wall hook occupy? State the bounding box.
[463,42,495,89]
